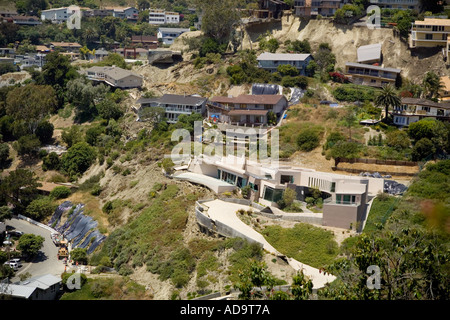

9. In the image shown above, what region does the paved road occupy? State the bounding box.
[5,218,66,282]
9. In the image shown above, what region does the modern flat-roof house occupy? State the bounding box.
[410,18,450,63]
[391,97,450,126]
[208,94,288,126]
[344,62,401,87]
[0,274,62,300]
[186,154,385,230]
[257,52,312,75]
[157,27,190,45]
[357,43,382,64]
[369,0,420,11]
[85,66,143,89]
[149,9,180,25]
[137,94,208,123]
[294,0,343,18]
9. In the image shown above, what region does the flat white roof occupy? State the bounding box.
[357,43,382,63]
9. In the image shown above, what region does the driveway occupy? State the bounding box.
[201,199,336,289]
[5,218,66,282]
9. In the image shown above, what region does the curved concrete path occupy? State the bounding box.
[202,199,336,289]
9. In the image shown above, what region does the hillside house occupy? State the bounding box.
[49,42,82,53]
[149,9,180,25]
[344,62,401,87]
[253,0,291,19]
[207,94,288,126]
[410,18,450,63]
[110,7,139,20]
[137,94,208,123]
[157,27,190,45]
[369,0,420,11]
[131,35,159,49]
[294,0,343,17]
[186,154,384,230]
[0,274,62,300]
[391,97,450,126]
[85,66,143,89]
[256,52,312,75]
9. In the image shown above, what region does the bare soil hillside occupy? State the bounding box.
[242,15,448,82]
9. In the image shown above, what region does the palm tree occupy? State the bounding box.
[422,71,444,100]
[375,84,401,122]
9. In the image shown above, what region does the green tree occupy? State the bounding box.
[422,71,444,100]
[96,99,124,120]
[25,197,57,221]
[411,138,435,161]
[0,142,9,167]
[13,134,41,159]
[42,152,60,171]
[291,271,313,300]
[375,84,401,122]
[71,248,88,265]
[60,142,97,179]
[330,141,361,166]
[313,43,336,80]
[287,39,311,53]
[5,84,57,134]
[0,206,12,223]
[195,0,240,44]
[277,64,299,77]
[35,120,54,144]
[385,130,410,151]
[296,128,321,151]
[0,169,41,213]
[408,118,448,155]
[62,125,84,148]
[17,234,45,260]
[234,260,276,300]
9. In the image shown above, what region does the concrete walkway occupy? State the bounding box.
[201,199,336,289]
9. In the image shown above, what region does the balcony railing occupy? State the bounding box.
[323,198,360,206]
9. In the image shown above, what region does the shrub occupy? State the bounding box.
[35,121,54,144]
[42,152,60,171]
[296,128,321,151]
[60,142,97,179]
[25,197,57,221]
[49,186,71,199]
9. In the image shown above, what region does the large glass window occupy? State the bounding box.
[263,186,284,203]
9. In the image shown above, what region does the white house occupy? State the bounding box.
[157,27,190,45]
[0,274,62,300]
[392,97,450,126]
[149,9,180,25]
[41,6,79,23]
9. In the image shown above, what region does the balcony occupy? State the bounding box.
[323,198,360,207]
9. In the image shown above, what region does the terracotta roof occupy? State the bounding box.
[50,42,82,48]
[210,94,285,105]
[440,76,450,91]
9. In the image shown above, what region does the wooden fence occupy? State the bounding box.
[332,166,416,176]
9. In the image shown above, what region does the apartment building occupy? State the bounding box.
[186,154,384,230]
[41,6,83,23]
[344,62,401,87]
[410,18,450,53]
[207,94,288,126]
[149,9,180,25]
[369,0,420,11]
[137,94,208,123]
[256,52,312,75]
[294,0,342,17]
[85,66,143,89]
[253,0,291,19]
[392,97,450,126]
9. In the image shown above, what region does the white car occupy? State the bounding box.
[9,259,22,267]
[3,261,18,271]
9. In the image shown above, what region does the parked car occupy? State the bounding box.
[9,230,23,237]
[3,261,18,271]
[9,258,22,267]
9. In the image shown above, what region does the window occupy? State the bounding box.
[263,186,283,203]
[425,34,433,40]
[280,175,294,184]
